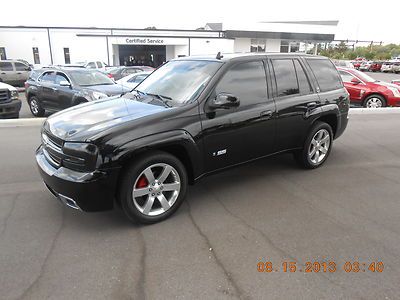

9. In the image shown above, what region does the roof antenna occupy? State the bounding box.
[216,52,223,60]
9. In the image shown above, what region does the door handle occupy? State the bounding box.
[307,102,318,108]
[1,72,5,74]
[17,72,22,75]
[260,110,273,119]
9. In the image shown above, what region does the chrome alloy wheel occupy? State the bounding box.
[30,99,39,114]
[132,163,181,216]
[365,97,383,108]
[308,129,330,165]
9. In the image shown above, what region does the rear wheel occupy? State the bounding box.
[294,121,333,169]
[363,95,386,108]
[29,96,45,117]
[118,151,188,224]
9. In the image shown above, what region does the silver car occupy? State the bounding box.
[0,60,32,86]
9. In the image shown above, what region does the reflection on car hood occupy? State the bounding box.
[373,81,400,89]
[45,97,167,141]
[84,84,131,96]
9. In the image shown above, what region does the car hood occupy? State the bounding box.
[0,82,17,91]
[372,81,400,89]
[84,84,131,96]
[44,96,168,141]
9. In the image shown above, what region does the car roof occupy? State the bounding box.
[172,52,321,63]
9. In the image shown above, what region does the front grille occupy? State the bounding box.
[42,132,64,168]
[0,89,10,103]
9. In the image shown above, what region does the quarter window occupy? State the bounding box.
[215,61,267,106]
[87,62,96,69]
[271,59,299,97]
[306,58,342,92]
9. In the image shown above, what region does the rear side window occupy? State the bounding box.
[306,59,342,92]
[40,72,56,83]
[0,62,13,71]
[96,61,102,68]
[271,59,299,97]
[215,61,267,106]
[87,62,96,69]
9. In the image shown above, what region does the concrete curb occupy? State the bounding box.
[1,107,400,127]
[349,107,400,114]
[0,118,45,127]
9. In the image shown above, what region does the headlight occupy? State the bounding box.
[388,87,400,98]
[62,142,99,171]
[10,90,19,100]
[91,91,108,100]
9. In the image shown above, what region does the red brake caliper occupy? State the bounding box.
[136,175,149,188]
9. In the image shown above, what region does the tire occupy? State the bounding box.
[363,94,386,108]
[294,121,333,169]
[28,96,45,117]
[118,151,188,224]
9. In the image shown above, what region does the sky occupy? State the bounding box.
[1,0,398,44]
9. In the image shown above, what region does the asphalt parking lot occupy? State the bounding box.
[16,71,400,118]
[1,112,400,299]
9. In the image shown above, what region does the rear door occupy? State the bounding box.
[38,71,56,109]
[201,59,276,171]
[270,57,321,151]
[0,61,17,85]
[14,62,30,85]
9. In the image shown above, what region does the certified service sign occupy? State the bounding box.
[125,38,165,44]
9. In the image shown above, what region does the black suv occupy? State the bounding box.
[25,68,130,116]
[36,53,349,223]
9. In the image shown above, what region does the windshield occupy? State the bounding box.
[69,70,115,86]
[134,60,222,105]
[352,69,376,82]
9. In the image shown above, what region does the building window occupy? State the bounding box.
[63,48,71,64]
[280,41,289,53]
[32,47,40,64]
[251,39,266,52]
[289,42,300,53]
[0,47,6,60]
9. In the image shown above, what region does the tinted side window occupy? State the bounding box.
[40,72,55,83]
[306,59,342,92]
[293,59,312,94]
[87,62,96,69]
[271,59,299,97]
[15,62,28,71]
[338,70,355,83]
[55,73,69,85]
[0,62,13,71]
[215,61,267,106]
[96,61,102,68]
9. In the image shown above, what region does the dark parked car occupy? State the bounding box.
[25,68,130,116]
[105,66,154,80]
[36,53,349,223]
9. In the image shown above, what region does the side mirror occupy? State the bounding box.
[25,67,31,71]
[351,78,361,85]
[59,80,71,87]
[209,93,240,109]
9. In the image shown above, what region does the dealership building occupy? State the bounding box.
[0,21,337,67]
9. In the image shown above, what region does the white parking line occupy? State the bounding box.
[0,118,45,127]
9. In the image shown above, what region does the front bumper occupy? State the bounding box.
[0,99,21,118]
[36,145,120,212]
[386,95,400,107]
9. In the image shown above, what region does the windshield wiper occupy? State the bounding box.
[127,90,173,107]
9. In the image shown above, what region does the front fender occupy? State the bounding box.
[113,130,203,179]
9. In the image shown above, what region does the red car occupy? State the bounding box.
[369,61,382,72]
[392,80,400,86]
[337,67,400,107]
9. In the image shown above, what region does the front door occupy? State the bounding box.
[338,70,365,103]
[200,60,276,172]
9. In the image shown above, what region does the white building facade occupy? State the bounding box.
[0,22,337,67]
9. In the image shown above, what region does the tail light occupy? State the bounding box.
[107,74,113,78]
[24,82,29,89]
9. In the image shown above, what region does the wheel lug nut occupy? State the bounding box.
[149,188,152,191]
[157,192,160,195]
[152,183,155,186]
[151,193,155,196]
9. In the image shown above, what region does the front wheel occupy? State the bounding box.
[294,121,333,169]
[118,151,188,224]
[29,96,45,117]
[363,95,386,108]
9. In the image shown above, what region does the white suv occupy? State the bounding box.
[0,81,21,118]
